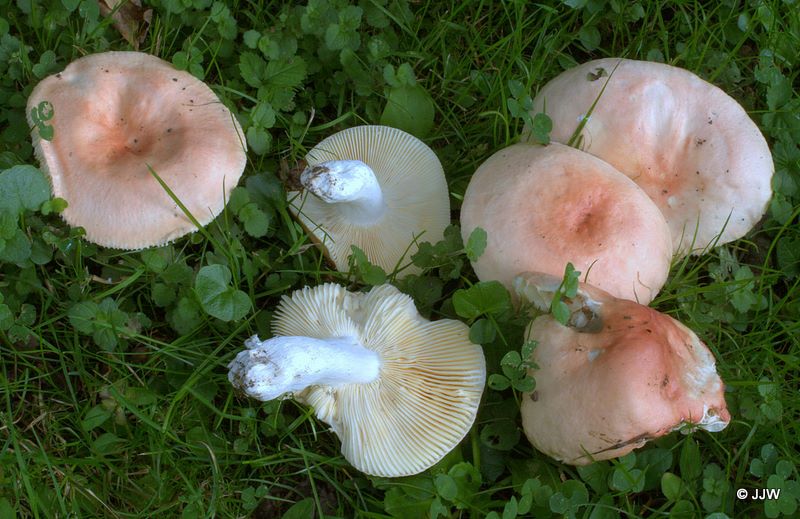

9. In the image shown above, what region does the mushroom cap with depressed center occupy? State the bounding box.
[288,125,450,277]
[26,51,246,249]
[526,57,773,256]
[268,283,486,477]
[514,271,730,465]
[460,142,672,304]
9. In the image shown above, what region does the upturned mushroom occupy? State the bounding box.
[288,125,450,277]
[460,142,672,304]
[526,57,773,256]
[228,283,486,477]
[513,271,730,465]
[26,51,246,249]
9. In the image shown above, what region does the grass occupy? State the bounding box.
[1,0,799,517]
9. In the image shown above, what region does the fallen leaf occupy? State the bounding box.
[98,0,152,49]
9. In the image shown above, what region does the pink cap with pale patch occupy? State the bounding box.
[514,272,731,465]
[27,51,247,249]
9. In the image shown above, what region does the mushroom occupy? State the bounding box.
[513,271,730,465]
[26,51,246,249]
[526,57,774,256]
[228,283,486,477]
[288,125,450,277]
[460,142,672,304]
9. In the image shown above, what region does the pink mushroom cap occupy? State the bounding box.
[460,142,672,304]
[26,51,247,249]
[514,271,731,465]
[527,58,773,256]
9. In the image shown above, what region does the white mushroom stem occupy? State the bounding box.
[300,160,387,224]
[228,334,381,401]
[513,274,603,332]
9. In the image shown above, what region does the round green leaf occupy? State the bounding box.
[239,203,270,237]
[465,227,487,262]
[452,281,511,320]
[0,165,51,215]
[662,472,684,501]
[488,374,511,391]
[435,474,458,501]
[195,265,252,321]
[380,84,435,138]
[469,318,496,344]
[611,467,645,492]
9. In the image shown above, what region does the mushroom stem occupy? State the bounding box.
[300,160,387,224]
[513,273,603,332]
[228,334,381,401]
